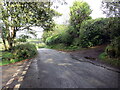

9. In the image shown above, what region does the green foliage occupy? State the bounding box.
[66,26,78,41]
[43,25,74,46]
[0,51,23,65]
[107,17,120,39]
[105,36,120,58]
[2,52,13,61]
[16,35,31,43]
[72,38,81,46]
[12,43,37,59]
[99,52,120,67]
[43,25,71,45]
[79,17,120,48]
[37,43,46,48]
[47,44,80,51]
[1,1,59,49]
[45,34,61,45]
[79,18,109,47]
[16,38,27,43]
[101,1,120,17]
[60,31,73,46]
[70,1,92,37]
[42,31,53,42]
[0,43,37,65]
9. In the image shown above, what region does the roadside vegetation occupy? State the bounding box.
[42,1,120,67]
[0,1,62,66]
[0,0,120,67]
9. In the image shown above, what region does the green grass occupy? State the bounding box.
[27,39,41,43]
[0,38,39,66]
[46,44,81,51]
[36,43,47,49]
[99,52,120,67]
[0,42,37,66]
[0,58,23,66]
[0,51,24,66]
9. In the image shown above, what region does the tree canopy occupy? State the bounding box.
[101,0,120,17]
[0,1,61,49]
[69,1,92,37]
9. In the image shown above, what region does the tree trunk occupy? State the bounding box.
[7,37,13,50]
[7,26,16,49]
[2,38,7,50]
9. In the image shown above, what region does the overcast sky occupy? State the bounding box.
[17,0,106,38]
[53,0,106,24]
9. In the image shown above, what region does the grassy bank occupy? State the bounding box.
[99,52,120,67]
[0,43,37,66]
[36,43,82,51]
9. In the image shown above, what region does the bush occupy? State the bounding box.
[60,31,73,46]
[2,52,13,61]
[42,31,53,43]
[37,43,46,48]
[79,17,120,48]
[42,24,69,43]
[107,17,120,39]
[79,18,112,48]
[45,34,61,45]
[0,43,37,65]
[44,25,73,46]
[72,38,81,46]
[45,32,73,46]
[105,36,120,58]
[99,52,120,67]
[12,43,37,59]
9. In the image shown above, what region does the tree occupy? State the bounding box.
[69,1,92,38]
[101,0,120,17]
[0,1,61,49]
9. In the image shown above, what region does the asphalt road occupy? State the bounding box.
[19,48,119,88]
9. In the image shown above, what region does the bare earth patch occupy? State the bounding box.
[68,45,119,70]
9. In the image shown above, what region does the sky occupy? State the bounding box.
[17,0,106,38]
[53,0,106,24]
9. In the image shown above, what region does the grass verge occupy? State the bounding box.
[0,51,29,66]
[99,52,120,67]
[0,43,38,66]
[45,44,82,52]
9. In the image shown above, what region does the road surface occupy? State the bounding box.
[18,48,119,88]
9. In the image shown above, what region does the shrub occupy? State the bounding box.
[72,38,81,46]
[45,31,73,46]
[60,31,73,46]
[45,34,61,45]
[2,52,13,61]
[12,43,37,59]
[44,25,73,46]
[42,31,53,43]
[1,43,37,65]
[42,24,69,43]
[37,43,46,48]
[79,18,111,47]
[105,36,120,58]
[107,17,120,39]
[79,17,120,48]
